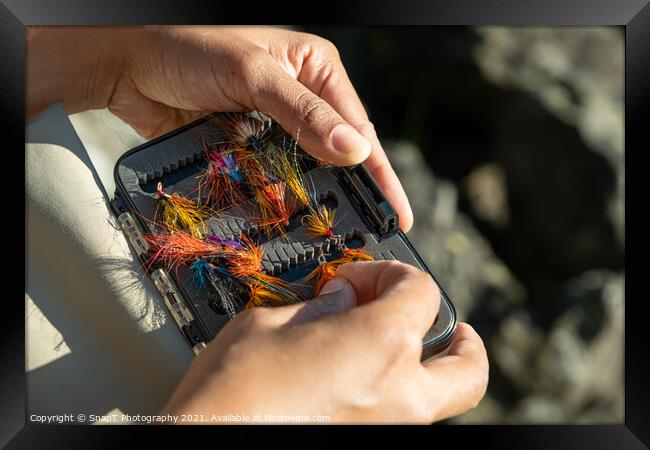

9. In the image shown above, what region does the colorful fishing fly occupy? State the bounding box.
[210,112,272,153]
[308,247,374,295]
[245,276,302,309]
[224,236,303,304]
[302,205,337,239]
[155,182,209,238]
[202,115,305,237]
[221,234,264,277]
[198,142,247,208]
[190,259,240,319]
[146,113,361,316]
[144,229,240,273]
[271,138,339,239]
[253,181,299,236]
[199,234,304,310]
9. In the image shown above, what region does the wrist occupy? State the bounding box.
[27,27,136,119]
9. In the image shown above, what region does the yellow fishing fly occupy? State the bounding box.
[155,182,209,238]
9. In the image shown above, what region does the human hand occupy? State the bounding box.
[161,261,488,423]
[27,26,413,231]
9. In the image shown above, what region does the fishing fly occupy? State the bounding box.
[308,247,374,295]
[143,113,362,318]
[198,140,247,209]
[155,182,209,238]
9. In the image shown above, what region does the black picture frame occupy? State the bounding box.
[6,0,648,447]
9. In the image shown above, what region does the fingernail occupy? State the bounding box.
[319,277,348,295]
[331,123,371,156]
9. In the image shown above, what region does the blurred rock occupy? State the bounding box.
[385,141,525,320]
[498,271,624,423]
[462,163,510,229]
[474,27,624,163]
[468,28,624,424]
[384,139,623,424]
[473,27,625,275]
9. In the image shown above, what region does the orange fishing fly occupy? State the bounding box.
[245,276,303,308]
[218,234,304,307]
[308,247,374,295]
[144,230,241,273]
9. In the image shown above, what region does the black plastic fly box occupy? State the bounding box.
[111,112,457,361]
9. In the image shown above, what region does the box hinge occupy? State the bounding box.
[117,211,150,257]
[151,268,207,355]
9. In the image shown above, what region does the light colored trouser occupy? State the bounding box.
[26,103,192,422]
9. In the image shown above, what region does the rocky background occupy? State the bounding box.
[303,26,625,423]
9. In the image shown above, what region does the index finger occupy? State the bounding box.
[297,50,414,232]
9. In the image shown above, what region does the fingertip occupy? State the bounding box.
[399,205,414,233]
[361,153,413,233]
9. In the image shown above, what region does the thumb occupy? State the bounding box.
[252,63,371,166]
[266,277,357,327]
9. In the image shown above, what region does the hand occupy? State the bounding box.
[161,261,489,423]
[27,26,414,231]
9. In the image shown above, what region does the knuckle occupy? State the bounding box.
[395,328,423,351]
[387,317,422,354]
[236,307,273,329]
[318,37,340,57]
[235,47,268,80]
[305,33,339,56]
[295,92,332,127]
[355,119,376,137]
[379,320,421,353]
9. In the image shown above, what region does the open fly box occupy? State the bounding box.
[111,112,457,361]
